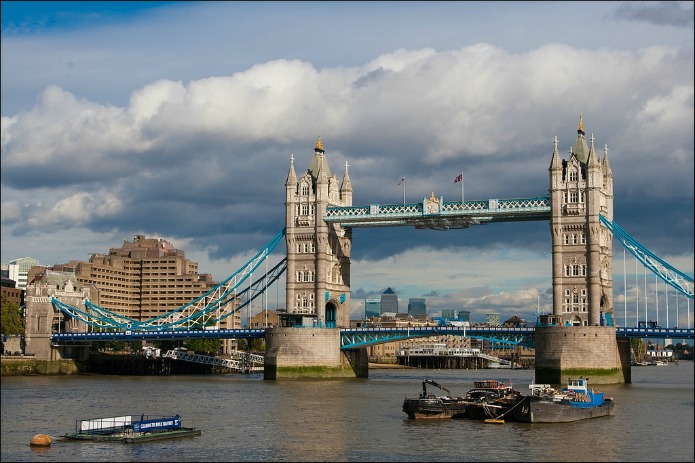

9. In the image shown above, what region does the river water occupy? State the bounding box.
[1,362,693,462]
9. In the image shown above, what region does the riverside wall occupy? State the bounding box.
[263,327,368,380]
[534,325,631,384]
[1,355,216,376]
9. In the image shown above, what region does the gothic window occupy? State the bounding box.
[301,185,309,196]
[581,265,587,276]
[569,171,578,182]
[296,244,301,253]
[569,191,579,203]
[572,234,578,245]
[301,204,309,215]
[579,191,585,203]
[573,265,580,276]
[573,294,580,304]
[580,233,586,244]
[564,234,570,245]
[564,265,571,277]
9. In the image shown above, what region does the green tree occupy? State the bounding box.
[1,293,24,335]
[129,340,143,352]
[186,338,221,355]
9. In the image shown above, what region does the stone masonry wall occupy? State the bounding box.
[535,325,624,384]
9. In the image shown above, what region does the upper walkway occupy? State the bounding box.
[324,196,550,229]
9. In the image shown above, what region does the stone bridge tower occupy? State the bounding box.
[284,135,353,328]
[539,114,628,385]
[549,113,614,326]
[264,135,365,380]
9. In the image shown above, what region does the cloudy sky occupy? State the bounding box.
[1,1,693,326]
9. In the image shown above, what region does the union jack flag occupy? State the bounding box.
[398,177,405,186]
[454,174,463,183]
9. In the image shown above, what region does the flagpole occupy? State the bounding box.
[403,177,406,205]
[461,171,464,203]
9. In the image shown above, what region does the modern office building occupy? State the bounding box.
[441,309,470,322]
[380,287,398,314]
[407,298,426,316]
[7,257,40,290]
[365,298,381,318]
[486,312,501,326]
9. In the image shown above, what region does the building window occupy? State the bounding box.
[569,171,578,182]
[301,185,309,195]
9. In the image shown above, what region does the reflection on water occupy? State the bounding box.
[2,363,693,462]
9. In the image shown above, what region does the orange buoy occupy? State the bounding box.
[30,434,52,446]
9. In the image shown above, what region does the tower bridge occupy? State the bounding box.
[30,115,694,383]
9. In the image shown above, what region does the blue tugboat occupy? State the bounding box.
[512,377,615,423]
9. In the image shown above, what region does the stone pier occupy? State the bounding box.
[263,327,368,380]
[534,325,631,385]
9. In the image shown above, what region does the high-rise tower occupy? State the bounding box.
[284,135,353,327]
[549,114,614,326]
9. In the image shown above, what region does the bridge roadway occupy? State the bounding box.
[51,325,694,348]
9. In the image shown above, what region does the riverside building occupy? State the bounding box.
[30,235,241,331]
